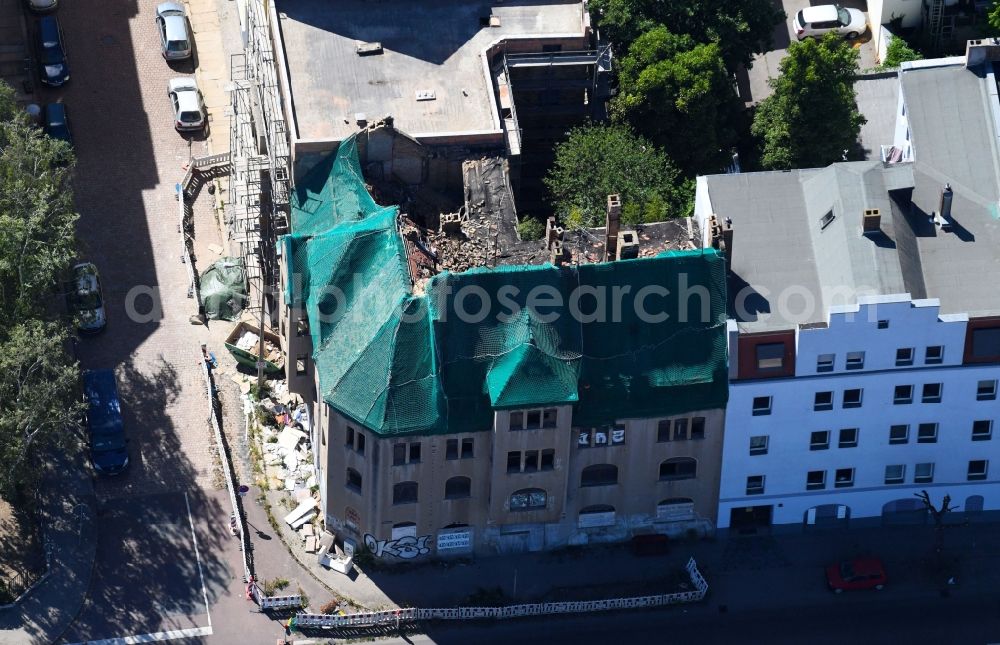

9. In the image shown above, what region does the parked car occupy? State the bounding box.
[43,102,73,146]
[67,262,106,333]
[35,15,69,86]
[156,2,192,60]
[167,77,206,131]
[793,5,867,40]
[83,370,129,476]
[25,0,57,13]
[826,557,887,593]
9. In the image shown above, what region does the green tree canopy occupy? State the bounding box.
[614,27,739,173]
[544,124,687,228]
[589,0,784,68]
[751,35,866,170]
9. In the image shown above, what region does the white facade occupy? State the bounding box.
[719,294,1000,529]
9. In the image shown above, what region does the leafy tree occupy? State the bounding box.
[516,216,544,241]
[614,28,739,173]
[881,35,923,68]
[751,35,866,170]
[989,2,1000,34]
[544,124,686,228]
[589,0,785,68]
[0,321,82,500]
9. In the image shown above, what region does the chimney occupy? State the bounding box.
[862,208,881,234]
[720,217,733,262]
[616,230,639,260]
[940,183,954,222]
[966,38,1000,68]
[604,194,621,262]
[550,240,566,266]
[545,216,559,244]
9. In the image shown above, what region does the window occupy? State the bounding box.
[659,457,697,481]
[756,343,785,370]
[392,443,406,466]
[752,396,772,416]
[817,354,834,372]
[526,410,541,429]
[846,352,865,370]
[977,379,998,401]
[889,424,909,445]
[345,426,355,447]
[819,211,835,229]
[834,468,855,488]
[690,417,706,440]
[392,481,418,505]
[674,418,690,440]
[814,391,834,411]
[509,411,524,431]
[445,476,471,499]
[896,347,914,367]
[914,462,934,483]
[838,428,859,448]
[971,327,1000,360]
[295,354,308,375]
[925,345,944,365]
[446,439,458,460]
[922,383,942,403]
[540,449,555,470]
[657,420,672,442]
[581,464,619,487]
[579,505,616,528]
[877,320,889,330]
[746,475,765,495]
[448,438,475,459]
[884,464,906,485]
[356,432,366,455]
[507,452,521,473]
[843,389,863,409]
[346,467,362,493]
[917,423,938,443]
[510,488,547,511]
[972,420,993,441]
[461,438,474,459]
[524,451,539,472]
[893,385,913,405]
[409,443,421,463]
[806,470,826,491]
[749,435,769,456]
[296,316,309,337]
[542,408,558,428]
[810,430,830,450]
[968,460,988,481]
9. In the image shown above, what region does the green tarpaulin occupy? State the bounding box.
[200,257,247,321]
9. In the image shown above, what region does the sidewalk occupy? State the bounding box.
[0,448,97,645]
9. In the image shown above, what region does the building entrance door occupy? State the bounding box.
[729,505,773,535]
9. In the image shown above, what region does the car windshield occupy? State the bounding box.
[74,289,102,310]
[93,435,126,451]
[167,39,189,52]
[179,110,201,122]
[838,8,851,25]
[41,43,63,65]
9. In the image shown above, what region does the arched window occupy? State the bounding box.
[393,481,418,505]
[346,467,362,492]
[578,504,616,528]
[445,476,472,499]
[581,464,619,487]
[659,457,697,481]
[510,488,547,511]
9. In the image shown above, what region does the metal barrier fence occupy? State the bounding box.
[293,557,707,629]
[199,356,253,582]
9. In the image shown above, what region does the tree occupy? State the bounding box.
[516,217,544,241]
[881,35,922,69]
[614,27,740,173]
[751,35,866,170]
[589,0,785,68]
[544,124,686,228]
[0,321,83,500]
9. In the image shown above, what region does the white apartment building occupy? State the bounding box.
[696,46,1000,533]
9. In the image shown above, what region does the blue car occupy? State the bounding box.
[43,103,73,146]
[83,370,129,476]
[36,16,69,87]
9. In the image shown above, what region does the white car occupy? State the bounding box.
[167,77,206,131]
[793,5,867,40]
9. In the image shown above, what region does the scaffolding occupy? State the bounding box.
[227,0,290,319]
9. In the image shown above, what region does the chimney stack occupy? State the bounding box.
[940,183,953,222]
[862,208,881,234]
[604,194,621,262]
[616,230,639,260]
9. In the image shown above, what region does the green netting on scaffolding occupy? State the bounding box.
[283,133,729,437]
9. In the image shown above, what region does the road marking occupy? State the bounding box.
[65,625,213,644]
[184,491,212,627]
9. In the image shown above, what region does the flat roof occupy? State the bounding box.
[275,0,588,142]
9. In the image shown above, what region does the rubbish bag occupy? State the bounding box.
[199,257,248,320]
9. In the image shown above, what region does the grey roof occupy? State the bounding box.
[702,60,1000,331]
[854,74,899,160]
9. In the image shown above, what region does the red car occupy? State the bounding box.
[826,557,887,593]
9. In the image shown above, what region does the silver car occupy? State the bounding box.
[156,2,192,60]
[168,77,206,131]
[69,262,106,333]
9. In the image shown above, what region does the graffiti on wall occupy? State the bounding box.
[364,533,432,559]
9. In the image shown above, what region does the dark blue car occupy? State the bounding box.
[36,16,69,87]
[83,370,129,476]
[43,103,72,146]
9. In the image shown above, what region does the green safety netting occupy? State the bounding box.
[283,134,729,437]
[199,257,247,320]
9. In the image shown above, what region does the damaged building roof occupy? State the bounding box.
[283,134,729,437]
